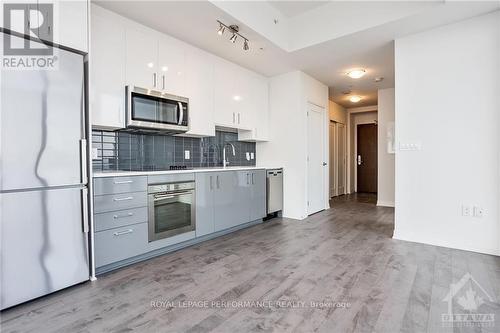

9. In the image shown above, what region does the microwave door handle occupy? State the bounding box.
[178,102,184,125]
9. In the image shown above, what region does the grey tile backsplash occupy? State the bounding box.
[92,130,256,172]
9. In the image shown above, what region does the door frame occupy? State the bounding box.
[355,121,377,192]
[336,122,347,196]
[306,102,328,215]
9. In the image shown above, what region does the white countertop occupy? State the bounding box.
[93,166,281,178]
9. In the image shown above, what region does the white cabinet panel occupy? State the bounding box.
[90,11,126,129]
[158,36,186,96]
[54,0,88,52]
[214,59,237,127]
[238,75,269,141]
[125,27,158,89]
[184,47,215,137]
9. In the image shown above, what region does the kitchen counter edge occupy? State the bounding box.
[93,166,281,178]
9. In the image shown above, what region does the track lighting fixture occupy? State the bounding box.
[217,20,250,51]
[217,23,225,36]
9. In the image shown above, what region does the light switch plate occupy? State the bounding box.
[184,150,190,160]
[250,152,255,160]
[246,152,250,161]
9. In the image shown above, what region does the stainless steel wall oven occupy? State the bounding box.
[148,181,195,241]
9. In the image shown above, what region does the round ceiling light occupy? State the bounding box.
[346,69,366,79]
[349,95,362,103]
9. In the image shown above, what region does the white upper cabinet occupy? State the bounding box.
[238,74,269,141]
[125,27,158,90]
[214,59,253,130]
[54,0,88,52]
[90,7,126,129]
[184,47,215,137]
[158,36,186,96]
[2,0,88,52]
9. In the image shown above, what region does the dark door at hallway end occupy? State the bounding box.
[357,124,377,193]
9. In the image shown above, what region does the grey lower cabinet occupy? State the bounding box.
[195,170,267,234]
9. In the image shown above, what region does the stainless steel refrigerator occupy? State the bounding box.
[0,33,90,310]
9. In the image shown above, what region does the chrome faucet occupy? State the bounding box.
[223,143,236,168]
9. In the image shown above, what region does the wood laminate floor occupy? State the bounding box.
[2,194,500,333]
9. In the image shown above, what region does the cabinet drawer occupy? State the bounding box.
[94,223,148,267]
[94,176,147,195]
[94,207,148,232]
[94,191,147,213]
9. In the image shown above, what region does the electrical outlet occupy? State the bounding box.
[473,206,484,218]
[184,150,190,160]
[462,205,472,217]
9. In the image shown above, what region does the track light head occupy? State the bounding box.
[243,39,249,51]
[217,24,225,36]
[230,33,237,43]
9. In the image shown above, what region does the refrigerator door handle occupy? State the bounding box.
[80,139,88,184]
[81,188,89,233]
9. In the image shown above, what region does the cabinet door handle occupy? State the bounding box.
[209,175,213,191]
[153,73,157,88]
[246,173,249,185]
[113,213,133,219]
[232,112,235,124]
[162,75,165,90]
[113,180,133,184]
[113,229,133,236]
[216,175,220,189]
[238,113,241,124]
[252,173,255,185]
[113,196,133,202]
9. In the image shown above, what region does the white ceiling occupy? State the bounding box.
[267,1,329,18]
[94,1,500,108]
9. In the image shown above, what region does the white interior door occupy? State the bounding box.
[329,122,337,198]
[307,103,326,215]
[337,123,346,195]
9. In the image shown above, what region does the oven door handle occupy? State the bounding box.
[153,190,193,201]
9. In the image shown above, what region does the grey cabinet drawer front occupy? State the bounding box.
[94,191,147,213]
[148,173,195,185]
[94,176,147,195]
[94,223,148,267]
[94,207,148,232]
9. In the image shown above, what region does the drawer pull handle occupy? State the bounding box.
[113,196,133,202]
[114,180,133,184]
[113,229,133,236]
[113,213,133,219]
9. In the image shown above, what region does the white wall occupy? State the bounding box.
[394,11,500,256]
[257,71,328,220]
[377,88,395,207]
[329,100,347,124]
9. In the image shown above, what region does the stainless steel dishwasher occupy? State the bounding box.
[266,168,283,215]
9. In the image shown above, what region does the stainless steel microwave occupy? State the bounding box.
[126,86,189,134]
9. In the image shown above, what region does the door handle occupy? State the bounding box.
[322,162,327,166]
[113,196,133,202]
[114,180,133,184]
[177,102,184,125]
[251,173,255,185]
[162,75,165,90]
[357,155,362,165]
[246,173,249,185]
[209,175,213,191]
[233,112,235,124]
[153,73,157,87]
[216,175,220,189]
[238,113,241,124]
[113,229,134,236]
[81,188,89,233]
[113,213,133,219]
[80,139,87,184]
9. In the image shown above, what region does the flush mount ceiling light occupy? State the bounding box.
[217,20,250,51]
[346,69,366,79]
[349,95,362,103]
